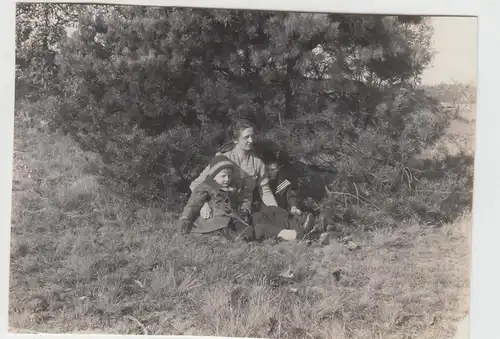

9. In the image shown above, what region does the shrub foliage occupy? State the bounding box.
[15,4,473,229]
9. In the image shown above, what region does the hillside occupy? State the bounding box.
[8,102,474,338]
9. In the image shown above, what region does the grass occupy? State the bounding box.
[8,104,473,338]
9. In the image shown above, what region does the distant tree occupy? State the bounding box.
[15,3,80,98]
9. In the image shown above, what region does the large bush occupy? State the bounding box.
[16,4,472,228]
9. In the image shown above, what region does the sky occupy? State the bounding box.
[421,16,477,85]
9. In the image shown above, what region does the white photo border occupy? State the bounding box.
[2,1,495,339]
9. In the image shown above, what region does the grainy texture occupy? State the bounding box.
[9,104,473,337]
[11,4,474,338]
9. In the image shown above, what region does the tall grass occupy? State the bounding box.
[9,101,472,338]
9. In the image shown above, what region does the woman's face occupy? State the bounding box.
[234,127,254,151]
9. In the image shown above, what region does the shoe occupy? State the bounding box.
[277,229,297,241]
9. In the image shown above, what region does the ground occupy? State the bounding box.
[8,103,474,338]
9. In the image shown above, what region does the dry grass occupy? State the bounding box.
[8,104,474,338]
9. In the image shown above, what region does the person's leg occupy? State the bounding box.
[191,215,231,234]
[251,206,292,239]
[230,219,255,241]
[253,221,286,239]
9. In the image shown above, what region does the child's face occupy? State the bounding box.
[213,168,233,187]
[266,162,280,180]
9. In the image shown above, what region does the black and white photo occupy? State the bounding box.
[8,2,478,338]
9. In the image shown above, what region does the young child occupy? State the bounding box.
[269,150,314,228]
[265,159,301,215]
[177,154,253,239]
[253,148,315,237]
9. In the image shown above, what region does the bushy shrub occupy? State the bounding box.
[15,4,473,228]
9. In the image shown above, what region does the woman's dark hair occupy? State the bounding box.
[217,118,256,153]
[253,139,278,163]
[230,118,255,140]
[253,139,291,166]
[261,149,290,166]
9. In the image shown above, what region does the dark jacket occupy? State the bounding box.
[269,167,299,211]
[253,165,299,212]
[181,177,251,234]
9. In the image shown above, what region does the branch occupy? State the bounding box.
[324,185,380,210]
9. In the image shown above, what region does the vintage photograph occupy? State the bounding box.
[10,3,476,338]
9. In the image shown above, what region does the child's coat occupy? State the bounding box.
[181,177,250,234]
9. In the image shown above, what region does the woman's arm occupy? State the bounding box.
[189,165,213,218]
[190,164,211,192]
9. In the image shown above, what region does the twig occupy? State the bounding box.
[404,166,413,189]
[326,189,380,210]
[124,315,148,335]
[277,110,283,127]
[316,154,335,166]
[353,182,360,206]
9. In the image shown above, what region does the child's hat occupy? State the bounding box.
[209,154,236,178]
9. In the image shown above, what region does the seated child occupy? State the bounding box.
[177,155,253,240]
[266,158,301,215]
[252,149,315,237]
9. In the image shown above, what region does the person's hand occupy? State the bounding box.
[290,206,302,216]
[239,208,251,224]
[200,203,212,219]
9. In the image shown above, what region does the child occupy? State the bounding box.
[177,155,253,240]
[258,149,315,234]
[266,159,300,214]
[241,145,315,240]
